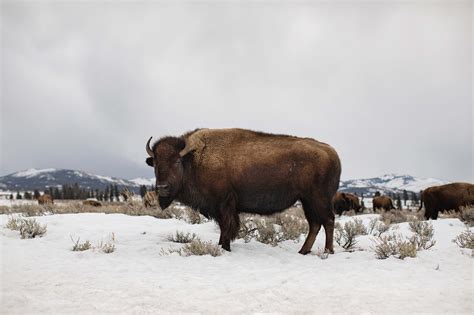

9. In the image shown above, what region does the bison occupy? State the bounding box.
[419,182,474,220]
[333,192,362,215]
[145,128,341,254]
[372,195,395,211]
[83,200,102,207]
[37,194,53,205]
[143,191,157,208]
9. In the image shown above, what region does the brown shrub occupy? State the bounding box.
[238,208,309,246]
[453,228,474,249]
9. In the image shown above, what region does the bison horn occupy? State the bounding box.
[146,137,154,157]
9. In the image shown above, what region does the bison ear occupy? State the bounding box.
[146,157,154,167]
[179,134,205,157]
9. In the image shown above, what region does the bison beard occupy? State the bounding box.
[146,128,342,254]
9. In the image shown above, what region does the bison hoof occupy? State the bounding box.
[324,248,335,254]
[298,249,311,255]
[222,245,231,252]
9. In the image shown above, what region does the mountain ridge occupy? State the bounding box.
[0,168,449,196]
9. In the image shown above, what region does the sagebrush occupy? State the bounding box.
[15,218,47,239]
[167,231,198,243]
[71,237,92,251]
[453,228,474,249]
[161,239,222,257]
[238,208,308,246]
[334,219,367,250]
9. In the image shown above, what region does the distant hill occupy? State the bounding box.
[0,168,449,196]
[0,168,154,193]
[338,174,449,196]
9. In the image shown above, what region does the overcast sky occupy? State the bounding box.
[1,1,472,181]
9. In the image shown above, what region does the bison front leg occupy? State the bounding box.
[217,195,240,252]
[217,214,239,252]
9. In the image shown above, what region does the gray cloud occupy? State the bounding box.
[1,1,472,181]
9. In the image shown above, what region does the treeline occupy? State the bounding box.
[9,184,155,201]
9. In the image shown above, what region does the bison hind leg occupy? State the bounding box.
[299,195,335,255]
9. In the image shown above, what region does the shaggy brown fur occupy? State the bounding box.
[37,194,53,205]
[143,191,157,208]
[83,200,102,207]
[373,195,395,211]
[419,182,474,220]
[333,192,362,215]
[146,128,341,254]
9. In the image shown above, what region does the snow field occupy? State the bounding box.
[1,213,472,313]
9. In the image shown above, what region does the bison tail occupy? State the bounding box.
[418,192,423,211]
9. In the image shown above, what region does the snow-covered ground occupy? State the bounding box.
[1,213,472,313]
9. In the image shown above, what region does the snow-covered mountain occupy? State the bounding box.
[339,174,449,196]
[0,168,154,192]
[0,169,450,195]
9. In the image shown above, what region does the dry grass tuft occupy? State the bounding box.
[367,217,379,234]
[458,206,474,227]
[373,234,417,260]
[334,219,367,251]
[167,231,198,243]
[453,228,474,249]
[97,233,116,253]
[238,208,308,246]
[71,237,92,251]
[161,239,222,257]
[380,210,414,225]
[374,219,435,260]
[5,215,22,231]
[409,220,436,250]
[19,218,47,239]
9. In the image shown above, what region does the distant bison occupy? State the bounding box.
[145,128,341,254]
[333,192,362,215]
[373,195,395,211]
[37,194,53,205]
[419,183,474,220]
[143,191,157,208]
[83,200,102,207]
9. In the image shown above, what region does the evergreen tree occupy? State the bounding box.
[105,186,110,202]
[114,185,120,201]
[54,187,61,200]
[374,191,381,197]
[140,185,147,198]
[402,189,408,206]
[24,191,32,199]
[396,194,402,210]
[34,189,40,199]
[411,191,419,206]
[16,192,22,200]
[9,193,13,200]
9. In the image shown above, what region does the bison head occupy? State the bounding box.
[145,136,198,209]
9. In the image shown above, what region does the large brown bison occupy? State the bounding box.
[419,183,474,220]
[37,194,53,205]
[145,128,341,254]
[372,195,395,211]
[143,191,157,208]
[333,192,362,215]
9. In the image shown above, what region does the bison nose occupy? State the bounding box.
[156,184,169,190]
